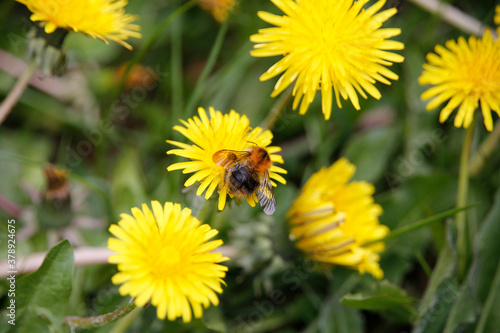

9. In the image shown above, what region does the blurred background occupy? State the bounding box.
[0,0,499,332]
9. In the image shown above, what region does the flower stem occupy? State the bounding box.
[0,60,37,125]
[65,298,137,329]
[456,122,475,280]
[469,120,500,177]
[108,305,143,333]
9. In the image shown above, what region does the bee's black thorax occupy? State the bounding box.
[227,165,259,196]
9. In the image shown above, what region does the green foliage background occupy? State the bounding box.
[0,0,499,332]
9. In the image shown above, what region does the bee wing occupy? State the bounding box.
[257,173,276,215]
[212,149,250,168]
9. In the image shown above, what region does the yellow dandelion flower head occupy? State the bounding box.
[198,0,236,23]
[16,0,142,50]
[250,0,405,120]
[419,30,500,131]
[108,201,229,322]
[287,158,389,279]
[167,107,287,212]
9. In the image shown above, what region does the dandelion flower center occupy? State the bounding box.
[456,54,495,95]
[156,246,180,269]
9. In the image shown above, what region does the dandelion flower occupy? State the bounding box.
[108,201,229,321]
[250,0,404,120]
[288,158,389,279]
[198,0,235,23]
[16,0,142,50]
[167,107,286,211]
[419,30,500,131]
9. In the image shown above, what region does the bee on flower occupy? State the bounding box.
[167,107,287,214]
[213,145,276,215]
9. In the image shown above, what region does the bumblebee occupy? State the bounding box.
[212,146,276,215]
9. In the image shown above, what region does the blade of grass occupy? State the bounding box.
[415,250,433,277]
[363,203,477,246]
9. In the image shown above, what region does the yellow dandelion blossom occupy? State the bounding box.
[198,0,235,23]
[288,158,389,279]
[167,107,287,212]
[250,0,404,120]
[16,0,142,50]
[108,201,229,322]
[419,30,500,131]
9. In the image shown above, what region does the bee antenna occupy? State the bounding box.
[247,141,258,147]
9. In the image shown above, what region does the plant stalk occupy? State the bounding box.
[0,60,37,125]
[456,122,475,280]
[65,298,137,329]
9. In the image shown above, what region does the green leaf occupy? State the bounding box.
[341,280,416,322]
[470,188,500,303]
[343,125,399,183]
[411,224,456,332]
[411,211,461,333]
[317,295,363,333]
[14,240,74,333]
[443,283,477,333]
[471,188,500,333]
[475,261,500,333]
[439,189,500,333]
[412,277,459,333]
